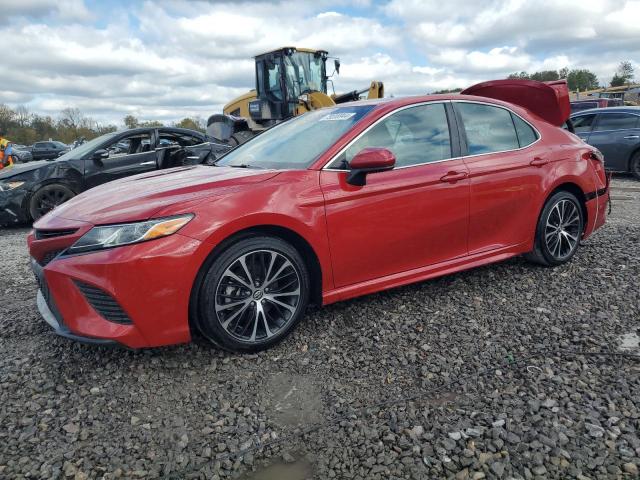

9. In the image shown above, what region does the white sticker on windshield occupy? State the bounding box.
[319,112,356,121]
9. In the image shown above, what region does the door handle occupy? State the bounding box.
[440,171,468,183]
[623,135,639,140]
[139,161,155,166]
[530,157,549,167]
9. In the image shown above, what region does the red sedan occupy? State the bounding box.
[28,80,609,351]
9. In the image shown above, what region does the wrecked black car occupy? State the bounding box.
[0,127,230,225]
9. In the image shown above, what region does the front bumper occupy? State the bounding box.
[29,225,209,348]
[36,289,116,345]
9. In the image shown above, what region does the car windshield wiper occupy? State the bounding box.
[227,164,265,169]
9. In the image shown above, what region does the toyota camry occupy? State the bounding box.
[28,79,609,352]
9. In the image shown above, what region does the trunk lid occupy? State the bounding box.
[461,79,571,126]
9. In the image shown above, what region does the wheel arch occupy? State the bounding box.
[23,175,83,221]
[544,181,588,232]
[188,224,324,337]
[628,145,640,172]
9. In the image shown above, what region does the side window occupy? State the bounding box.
[511,114,538,147]
[594,114,639,132]
[336,103,452,169]
[572,114,596,133]
[159,133,202,147]
[457,103,519,155]
[265,59,282,100]
[104,133,151,158]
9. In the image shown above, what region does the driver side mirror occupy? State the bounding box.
[334,59,341,75]
[92,149,109,166]
[346,147,395,186]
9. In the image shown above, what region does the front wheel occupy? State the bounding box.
[525,191,584,266]
[196,236,310,352]
[29,184,76,221]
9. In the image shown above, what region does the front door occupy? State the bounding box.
[320,102,470,288]
[83,131,158,189]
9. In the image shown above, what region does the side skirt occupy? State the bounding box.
[322,242,529,305]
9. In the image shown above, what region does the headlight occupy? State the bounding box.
[66,214,193,254]
[0,181,25,192]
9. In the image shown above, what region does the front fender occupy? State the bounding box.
[177,170,335,293]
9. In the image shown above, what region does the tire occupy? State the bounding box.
[631,151,640,181]
[29,184,76,221]
[229,130,255,146]
[525,190,584,267]
[195,236,310,352]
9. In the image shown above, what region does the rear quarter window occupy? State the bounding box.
[511,114,538,147]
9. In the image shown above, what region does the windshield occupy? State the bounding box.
[284,52,326,96]
[56,133,117,160]
[216,105,374,170]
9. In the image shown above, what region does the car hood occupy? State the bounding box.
[46,165,281,225]
[0,160,50,180]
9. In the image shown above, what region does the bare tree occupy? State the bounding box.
[14,105,31,128]
[60,108,83,130]
[0,104,16,132]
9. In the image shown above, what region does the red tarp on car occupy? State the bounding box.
[461,79,571,127]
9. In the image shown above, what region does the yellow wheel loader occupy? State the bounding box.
[207,47,384,145]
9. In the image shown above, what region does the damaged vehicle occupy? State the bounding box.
[0,127,230,225]
[29,79,609,351]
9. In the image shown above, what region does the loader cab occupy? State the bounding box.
[251,47,329,126]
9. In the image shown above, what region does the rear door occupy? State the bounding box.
[320,102,470,288]
[587,112,640,172]
[454,101,548,254]
[83,131,158,189]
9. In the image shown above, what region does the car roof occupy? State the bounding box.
[350,93,538,118]
[346,94,497,108]
[571,106,640,115]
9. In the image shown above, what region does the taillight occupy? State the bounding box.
[585,149,607,187]
[589,149,604,164]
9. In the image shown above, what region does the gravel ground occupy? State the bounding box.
[1,177,639,480]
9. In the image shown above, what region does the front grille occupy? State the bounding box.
[75,281,132,325]
[35,228,78,240]
[40,250,63,267]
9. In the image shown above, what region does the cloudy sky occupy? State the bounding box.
[1,0,638,126]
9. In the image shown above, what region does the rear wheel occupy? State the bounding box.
[630,151,640,180]
[29,184,75,221]
[196,236,310,352]
[525,191,584,266]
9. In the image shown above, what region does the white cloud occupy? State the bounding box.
[0,0,638,125]
[0,0,92,21]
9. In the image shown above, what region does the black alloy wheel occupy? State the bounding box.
[29,184,75,221]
